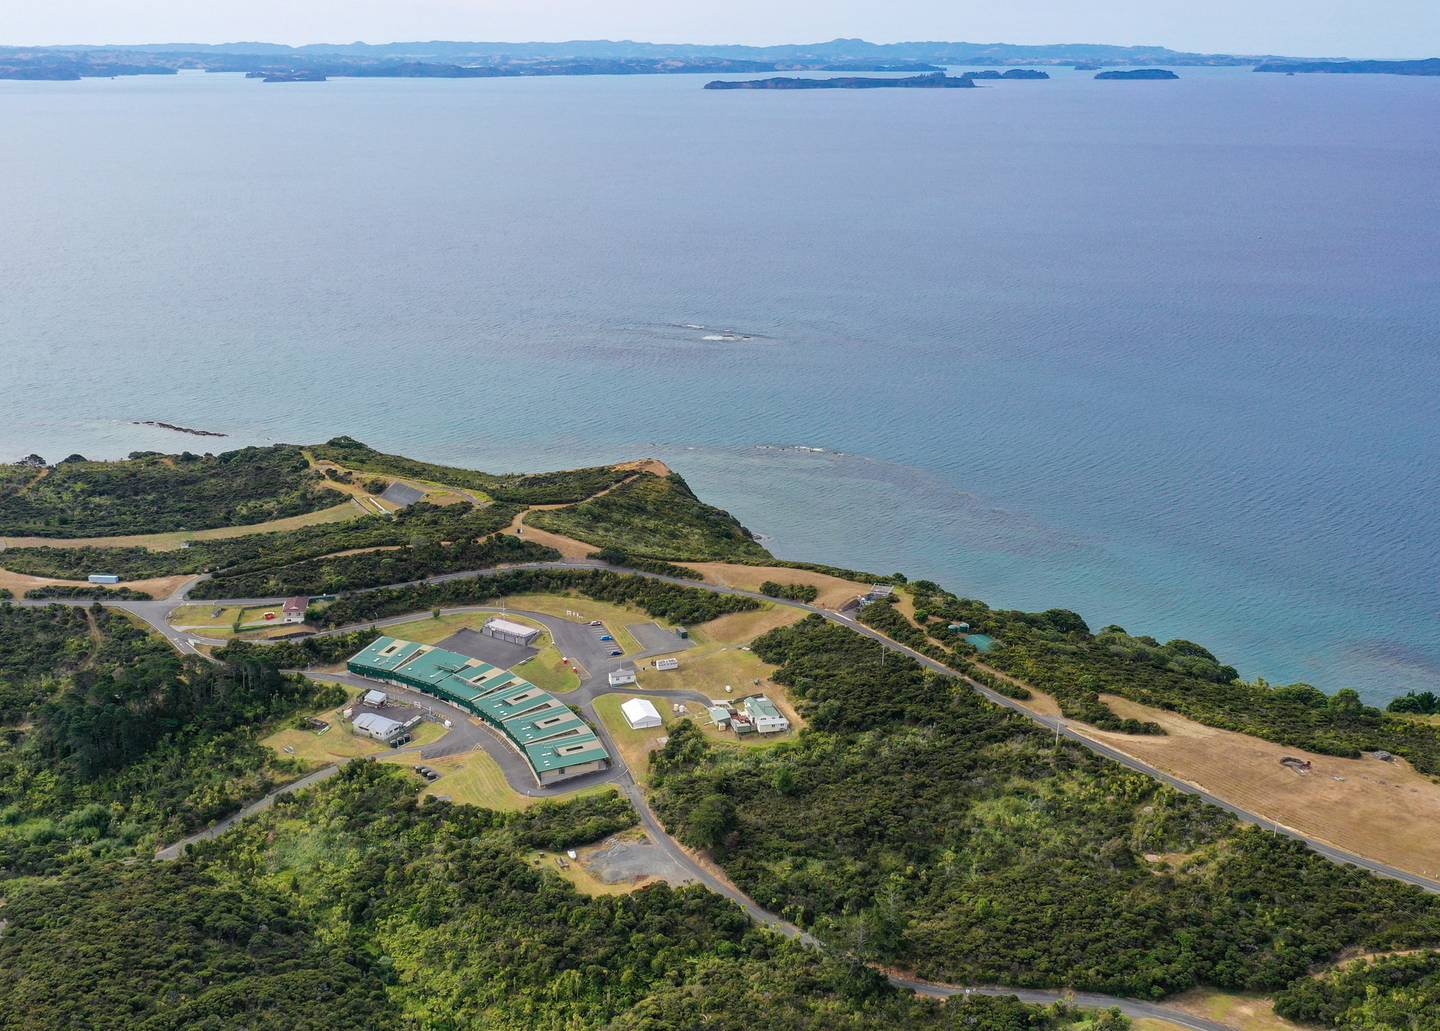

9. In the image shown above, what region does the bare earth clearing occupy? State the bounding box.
[1009,686,1440,881]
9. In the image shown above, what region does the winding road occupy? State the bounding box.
[25,559,1439,1030]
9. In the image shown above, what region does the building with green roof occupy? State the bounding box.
[347,635,609,784]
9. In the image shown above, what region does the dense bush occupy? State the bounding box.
[0,445,333,536]
[311,436,631,504]
[529,472,771,561]
[649,615,1440,999]
[23,584,153,600]
[0,606,343,876]
[761,580,819,602]
[317,568,759,629]
[1273,951,1440,1029]
[0,500,519,580]
[190,532,558,598]
[907,582,1440,772]
[215,629,383,669]
[594,546,704,579]
[0,862,394,1030]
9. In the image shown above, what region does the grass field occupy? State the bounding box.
[1047,691,1440,881]
[0,498,364,551]
[386,751,614,812]
[262,709,444,766]
[593,694,673,787]
[169,603,310,637]
[390,750,536,810]
[639,632,806,741]
[680,562,868,609]
[1166,990,1308,1031]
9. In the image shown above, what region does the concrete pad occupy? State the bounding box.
[585,833,697,887]
[380,481,425,508]
[627,621,696,654]
[437,627,538,669]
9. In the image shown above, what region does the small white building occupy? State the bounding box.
[608,668,638,687]
[860,584,895,605]
[361,689,388,707]
[352,711,407,745]
[654,657,680,671]
[282,596,309,624]
[87,574,121,584]
[621,697,662,730]
[483,617,542,647]
[743,696,790,734]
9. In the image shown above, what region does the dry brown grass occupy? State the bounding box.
[1166,990,1311,1031]
[0,499,364,551]
[698,604,807,645]
[1043,691,1440,880]
[679,562,868,609]
[0,568,196,601]
[613,459,673,477]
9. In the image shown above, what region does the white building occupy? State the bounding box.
[608,668,638,687]
[282,596,309,624]
[352,711,407,745]
[654,657,680,671]
[621,697,662,730]
[361,689,388,707]
[743,696,790,734]
[483,617,542,647]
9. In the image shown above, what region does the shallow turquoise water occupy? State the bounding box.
[0,68,1436,702]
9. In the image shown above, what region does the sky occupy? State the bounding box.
[6,0,1439,58]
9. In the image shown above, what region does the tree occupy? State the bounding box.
[687,793,735,849]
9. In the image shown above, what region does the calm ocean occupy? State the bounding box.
[1,66,1436,702]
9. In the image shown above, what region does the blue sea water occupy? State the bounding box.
[0,66,1437,703]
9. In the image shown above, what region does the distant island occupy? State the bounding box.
[705,72,977,90]
[0,37,1306,82]
[1096,68,1180,80]
[1254,59,1440,76]
[961,69,1051,80]
[247,70,327,83]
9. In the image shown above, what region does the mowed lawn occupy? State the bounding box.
[263,702,444,766]
[383,751,616,812]
[633,639,806,742]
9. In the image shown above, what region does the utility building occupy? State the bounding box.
[482,618,542,647]
[282,597,309,624]
[352,711,408,745]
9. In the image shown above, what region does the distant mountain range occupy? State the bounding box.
[0,37,1320,81]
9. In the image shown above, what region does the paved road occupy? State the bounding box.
[154,764,341,860]
[54,559,1440,1028]
[37,560,1440,895]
